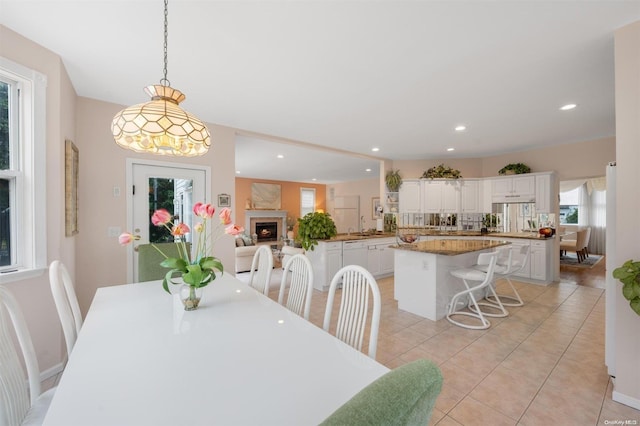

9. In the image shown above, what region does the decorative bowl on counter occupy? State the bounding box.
[538,227,554,238]
[396,233,418,244]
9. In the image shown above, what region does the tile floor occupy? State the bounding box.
[240,256,640,426]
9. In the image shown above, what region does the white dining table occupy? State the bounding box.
[43,274,389,426]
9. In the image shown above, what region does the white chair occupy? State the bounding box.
[247,245,273,296]
[0,286,56,426]
[49,260,83,358]
[485,244,529,307]
[323,265,381,359]
[560,228,588,262]
[447,251,498,330]
[278,253,314,320]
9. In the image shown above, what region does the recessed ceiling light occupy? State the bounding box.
[235,170,240,174]
[455,125,466,131]
[371,147,380,152]
[560,104,577,111]
[311,178,317,181]
[447,148,455,152]
[277,154,284,159]
[365,168,372,172]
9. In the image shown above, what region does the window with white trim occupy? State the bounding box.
[300,188,316,217]
[0,57,47,281]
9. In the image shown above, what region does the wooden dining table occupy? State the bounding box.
[43,274,389,426]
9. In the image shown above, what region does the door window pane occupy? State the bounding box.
[148,177,193,244]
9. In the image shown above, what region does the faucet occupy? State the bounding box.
[347,227,354,235]
[360,216,366,232]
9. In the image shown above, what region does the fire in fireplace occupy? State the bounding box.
[255,221,278,242]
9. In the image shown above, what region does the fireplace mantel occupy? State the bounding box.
[245,210,287,239]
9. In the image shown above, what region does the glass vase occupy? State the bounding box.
[180,284,203,311]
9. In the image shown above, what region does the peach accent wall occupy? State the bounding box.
[0,25,77,372]
[613,20,640,407]
[235,178,326,234]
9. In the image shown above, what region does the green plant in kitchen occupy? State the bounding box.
[482,213,499,228]
[296,211,338,251]
[385,169,403,192]
[612,259,640,316]
[498,163,531,175]
[421,164,462,179]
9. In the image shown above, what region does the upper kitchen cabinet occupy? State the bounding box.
[399,179,421,213]
[460,179,480,213]
[491,175,535,203]
[535,172,556,213]
[422,180,460,213]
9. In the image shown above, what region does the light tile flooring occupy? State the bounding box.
[239,257,640,426]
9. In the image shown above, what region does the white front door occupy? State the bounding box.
[127,160,209,282]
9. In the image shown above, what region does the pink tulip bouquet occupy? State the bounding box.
[119,203,244,302]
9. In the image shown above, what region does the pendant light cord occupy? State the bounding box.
[161,0,170,87]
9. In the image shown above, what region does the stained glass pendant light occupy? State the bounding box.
[111,0,210,157]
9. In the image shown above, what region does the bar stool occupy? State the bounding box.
[484,244,529,307]
[447,251,499,330]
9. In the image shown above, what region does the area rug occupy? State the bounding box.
[560,253,603,268]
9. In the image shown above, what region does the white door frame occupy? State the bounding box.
[125,158,211,283]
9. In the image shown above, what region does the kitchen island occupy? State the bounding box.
[392,239,510,321]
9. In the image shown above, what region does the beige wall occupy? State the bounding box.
[0,25,76,372]
[390,137,615,182]
[74,97,238,316]
[613,20,640,408]
[327,178,379,231]
[480,137,615,180]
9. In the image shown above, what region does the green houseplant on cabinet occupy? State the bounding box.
[498,163,531,175]
[296,212,338,251]
[612,259,640,316]
[385,169,403,192]
[422,164,462,179]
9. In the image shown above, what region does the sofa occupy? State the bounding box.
[235,235,259,273]
[281,245,305,269]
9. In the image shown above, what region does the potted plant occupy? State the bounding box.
[498,163,531,175]
[385,169,403,192]
[421,164,462,179]
[296,211,338,251]
[613,259,640,316]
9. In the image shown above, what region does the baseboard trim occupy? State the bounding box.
[613,390,640,410]
[41,361,65,382]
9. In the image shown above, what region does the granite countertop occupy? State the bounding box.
[397,228,554,240]
[328,232,396,242]
[391,239,510,256]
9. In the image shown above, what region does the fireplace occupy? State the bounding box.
[255,221,278,242]
[245,210,287,244]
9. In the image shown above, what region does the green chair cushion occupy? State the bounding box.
[320,358,443,426]
[138,242,191,282]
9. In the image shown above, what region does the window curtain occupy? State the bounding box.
[589,189,607,255]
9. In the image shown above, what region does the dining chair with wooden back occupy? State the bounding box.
[0,285,56,426]
[49,260,83,358]
[248,245,273,296]
[278,253,314,320]
[583,227,592,258]
[319,358,443,426]
[323,265,381,359]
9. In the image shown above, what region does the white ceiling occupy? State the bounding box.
[2,1,638,183]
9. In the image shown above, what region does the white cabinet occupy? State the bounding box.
[307,241,343,291]
[491,175,535,203]
[530,240,551,281]
[535,173,554,213]
[422,180,460,213]
[366,238,395,277]
[460,180,480,213]
[399,180,421,213]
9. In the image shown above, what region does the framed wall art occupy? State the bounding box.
[372,197,383,220]
[65,140,79,236]
[218,193,231,207]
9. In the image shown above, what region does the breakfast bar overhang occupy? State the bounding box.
[392,239,510,321]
